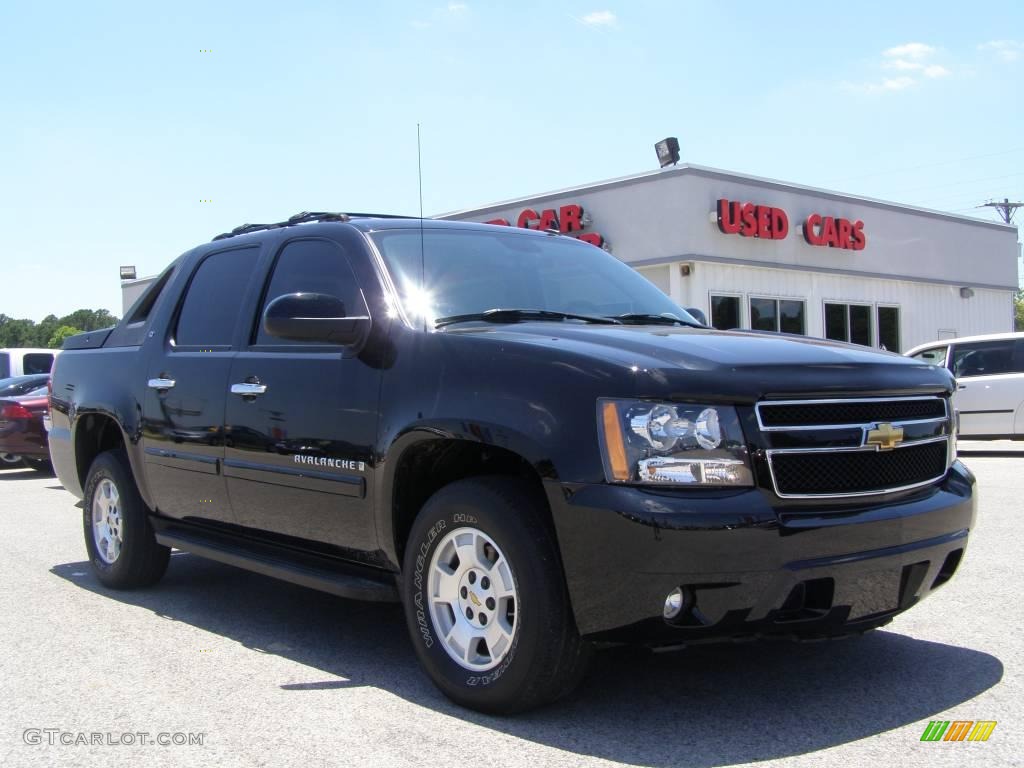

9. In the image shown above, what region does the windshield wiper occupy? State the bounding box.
[611,313,706,328]
[435,308,623,329]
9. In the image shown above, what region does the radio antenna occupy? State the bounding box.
[417,123,427,330]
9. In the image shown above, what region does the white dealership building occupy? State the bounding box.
[440,164,1021,353]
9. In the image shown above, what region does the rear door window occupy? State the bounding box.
[22,353,54,374]
[1013,339,1024,374]
[174,247,258,348]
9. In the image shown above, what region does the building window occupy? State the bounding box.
[825,302,873,346]
[750,297,805,334]
[877,306,900,352]
[710,294,741,330]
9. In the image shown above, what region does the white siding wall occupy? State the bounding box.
[121,277,157,315]
[636,265,671,296]
[671,261,1013,352]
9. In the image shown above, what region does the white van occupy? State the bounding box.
[0,348,58,379]
[906,331,1024,440]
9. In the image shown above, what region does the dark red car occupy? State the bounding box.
[0,383,51,473]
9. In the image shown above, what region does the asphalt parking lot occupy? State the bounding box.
[1,443,1021,768]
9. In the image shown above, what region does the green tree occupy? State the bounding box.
[34,314,61,348]
[48,325,83,349]
[1016,290,1024,332]
[0,309,119,348]
[58,309,117,332]
[0,317,36,347]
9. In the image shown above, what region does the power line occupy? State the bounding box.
[908,183,1024,209]
[885,171,1024,198]
[825,146,1024,185]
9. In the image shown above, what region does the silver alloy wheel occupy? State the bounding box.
[92,478,123,565]
[427,526,518,671]
[0,453,21,465]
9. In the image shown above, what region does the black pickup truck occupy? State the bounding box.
[50,212,975,713]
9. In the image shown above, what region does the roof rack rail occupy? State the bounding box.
[211,211,418,241]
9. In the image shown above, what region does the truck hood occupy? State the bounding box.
[448,323,954,401]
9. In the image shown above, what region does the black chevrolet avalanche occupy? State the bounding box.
[48,213,976,714]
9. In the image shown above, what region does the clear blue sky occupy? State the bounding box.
[1,0,1021,321]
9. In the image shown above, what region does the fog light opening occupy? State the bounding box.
[663,586,692,620]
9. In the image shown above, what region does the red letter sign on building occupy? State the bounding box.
[716,199,789,240]
[486,204,605,247]
[716,198,865,250]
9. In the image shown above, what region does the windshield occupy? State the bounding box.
[370,228,697,327]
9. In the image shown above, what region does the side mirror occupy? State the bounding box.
[263,293,369,345]
[685,307,708,326]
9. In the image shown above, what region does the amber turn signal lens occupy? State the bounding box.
[601,401,630,481]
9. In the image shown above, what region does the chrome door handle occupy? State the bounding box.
[231,382,267,397]
[148,378,176,391]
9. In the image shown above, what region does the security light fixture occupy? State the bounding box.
[655,137,680,168]
[959,287,974,299]
[120,265,137,280]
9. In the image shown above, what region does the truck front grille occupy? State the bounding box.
[756,396,952,499]
[770,440,949,497]
[757,397,947,428]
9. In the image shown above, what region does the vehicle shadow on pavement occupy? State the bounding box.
[51,553,1003,767]
[0,468,36,480]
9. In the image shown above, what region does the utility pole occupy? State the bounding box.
[982,198,1023,224]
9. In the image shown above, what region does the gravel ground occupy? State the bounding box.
[0,442,1020,768]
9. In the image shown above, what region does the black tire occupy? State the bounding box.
[401,476,591,714]
[83,449,170,589]
[23,457,54,474]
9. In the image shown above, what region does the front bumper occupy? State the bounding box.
[547,461,976,642]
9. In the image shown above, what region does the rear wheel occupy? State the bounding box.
[0,453,21,466]
[401,476,590,714]
[83,449,169,589]
[22,457,53,474]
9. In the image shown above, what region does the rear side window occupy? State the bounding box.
[255,239,368,346]
[22,353,54,375]
[951,340,1016,378]
[127,266,175,324]
[912,346,947,366]
[175,247,258,347]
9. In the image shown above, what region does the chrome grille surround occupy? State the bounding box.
[756,396,954,499]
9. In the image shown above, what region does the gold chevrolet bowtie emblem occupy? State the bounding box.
[866,423,904,451]
[469,592,482,607]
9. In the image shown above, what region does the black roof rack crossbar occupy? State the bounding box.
[212,211,420,240]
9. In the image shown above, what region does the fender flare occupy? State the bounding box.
[374,419,560,567]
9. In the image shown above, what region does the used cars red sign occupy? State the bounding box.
[716,198,866,250]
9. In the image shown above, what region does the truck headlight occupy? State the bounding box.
[599,399,753,486]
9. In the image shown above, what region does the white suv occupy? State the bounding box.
[907,332,1024,440]
[0,348,58,379]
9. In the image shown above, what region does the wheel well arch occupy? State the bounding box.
[74,412,126,490]
[388,438,553,567]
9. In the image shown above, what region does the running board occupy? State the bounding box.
[154,527,399,602]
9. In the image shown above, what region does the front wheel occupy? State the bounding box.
[83,449,170,589]
[402,477,590,714]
